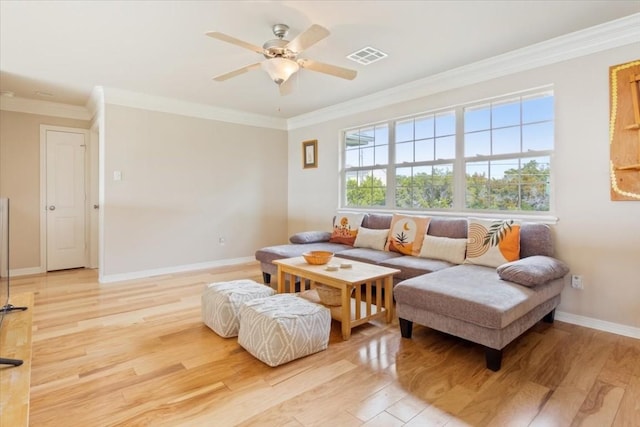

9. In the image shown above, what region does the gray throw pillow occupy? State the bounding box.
[289,231,332,244]
[497,255,569,287]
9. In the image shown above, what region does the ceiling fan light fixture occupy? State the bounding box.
[261,57,299,85]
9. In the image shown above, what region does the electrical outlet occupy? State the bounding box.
[218,237,225,246]
[571,274,584,290]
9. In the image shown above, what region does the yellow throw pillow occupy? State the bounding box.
[329,213,365,246]
[385,214,431,256]
[465,218,521,268]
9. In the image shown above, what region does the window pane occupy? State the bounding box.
[374,125,389,145]
[395,167,412,208]
[465,104,490,132]
[395,165,453,209]
[435,112,455,136]
[492,100,520,128]
[415,116,434,139]
[466,161,489,209]
[523,94,553,123]
[522,122,553,151]
[491,158,520,180]
[492,126,520,155]
[374,144,388,164]
[345,169,386,207]
[360,147,374,166]
[396,120,414,142]
[435,135,455,160]
[345,148,359,168]
[415,138,434,162]
[465,130,490,156]
[395,142,413,163]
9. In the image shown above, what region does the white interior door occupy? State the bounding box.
[46,130,86,271]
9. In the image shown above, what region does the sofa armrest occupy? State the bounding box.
[497,255,569,287]
[289,231,332,244]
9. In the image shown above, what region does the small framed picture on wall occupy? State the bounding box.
[302,139,317,169]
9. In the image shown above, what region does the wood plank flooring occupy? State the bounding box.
[0,292,33,427]
[8,263,640,426]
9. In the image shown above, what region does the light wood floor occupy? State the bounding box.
[8,263,640,426]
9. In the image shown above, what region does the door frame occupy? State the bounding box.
[39,125,91,272]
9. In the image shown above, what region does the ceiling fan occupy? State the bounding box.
[206,23,357,96]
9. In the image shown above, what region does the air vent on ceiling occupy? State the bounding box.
[347,46,388,65]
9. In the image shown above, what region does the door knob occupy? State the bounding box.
[48,205,56,211]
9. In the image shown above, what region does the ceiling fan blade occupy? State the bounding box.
[212,63,262,81]
[286,24,330,53]
[205,31,265,54]
[298,59,357,80]
[279,77,295,96]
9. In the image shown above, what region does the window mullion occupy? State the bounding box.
[387,120,396,209]
[454,106,466,211]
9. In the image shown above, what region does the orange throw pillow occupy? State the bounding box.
[465,218,521,268]
[385,214,431,256]
[329,213,364,246]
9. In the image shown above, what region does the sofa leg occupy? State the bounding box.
[262,272,271,284]
[543,308,556,323]
[399,318,413,338]
[485,347,502,371]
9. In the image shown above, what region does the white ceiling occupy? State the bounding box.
[1,1,639,120]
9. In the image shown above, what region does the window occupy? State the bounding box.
[342,89,554,213]
[394,112,455,209]
[464,93,553,211]
[344,125,388,207]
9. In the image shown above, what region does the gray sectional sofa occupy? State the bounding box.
[255,213,569,371]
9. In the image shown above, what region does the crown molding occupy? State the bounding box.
[287,13,640,130]
[0,95,92,121]
[101,87,288,130]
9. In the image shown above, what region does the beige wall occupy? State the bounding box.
[0,111,89,270]
[287,44,640,329]
[101,104,288,277]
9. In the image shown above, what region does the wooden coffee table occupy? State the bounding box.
[273,257,400,340]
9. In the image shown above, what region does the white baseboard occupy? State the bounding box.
[556,311,640,340]
[99,256,255,284]
[10,266,46,277]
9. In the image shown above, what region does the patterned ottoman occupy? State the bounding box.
[201,279,275,338]
[238,294,331,367]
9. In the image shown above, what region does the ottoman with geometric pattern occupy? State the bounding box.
[201,279,275,338]
[238,294,331,367]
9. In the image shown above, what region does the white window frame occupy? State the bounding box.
[340,87,555,219]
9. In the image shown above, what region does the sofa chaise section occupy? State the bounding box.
[394,264,564,370]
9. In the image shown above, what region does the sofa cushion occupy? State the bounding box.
[329,212,365,245]
[393,264,565,329]
[335,247,403,264]
[380,256,454,281]
[385,214,431,256]
[362,213,393,230]
[427,217,468,238]
[419,235,467,264]
[520,223,554,258]
[289,231,332,244]
[497,255,569,287]
[255,242,351,265]
[465,218,521,268]
[354,227,389,251]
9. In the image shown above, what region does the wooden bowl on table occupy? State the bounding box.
[302,251,334,265]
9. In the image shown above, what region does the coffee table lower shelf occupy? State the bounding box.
[300,288,387,328]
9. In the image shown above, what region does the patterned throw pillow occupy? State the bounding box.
[329,213,365,246]
[465,218,521,268]
[385,214,431,256]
